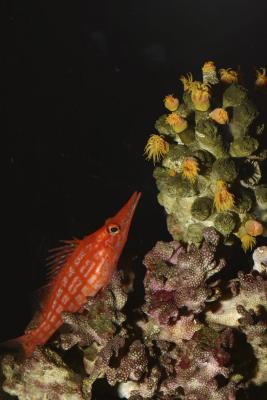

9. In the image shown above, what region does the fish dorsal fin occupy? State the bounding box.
[46,238,80,281]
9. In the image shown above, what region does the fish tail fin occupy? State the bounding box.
[0,334,35,357]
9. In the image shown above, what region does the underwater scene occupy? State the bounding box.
[3,1,267,399]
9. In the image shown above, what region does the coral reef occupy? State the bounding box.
[3,241,267,399]
[2,63,267,400]
[148,62,267,251]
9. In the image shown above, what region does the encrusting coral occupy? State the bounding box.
[146,62,267,252]
[1,348,84,400]
[142,227,225,320]
[1,63,267,400]
[1,272,133,399]
[3,239,267,399]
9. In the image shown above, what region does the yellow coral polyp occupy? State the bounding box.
[164,95,179,111]
[214,180,235,212]
[238,220,262,252]
[255,67,267,87]
[189,82,211,112]
[180,73,194,91]
[144,134,169,164]
[240,233,256,252]
[202,61,216,73]
[166,112,188,133]
[209,108,229,124]
[244,219,263,237]
[182,158,199,183]
[219,68,238,84]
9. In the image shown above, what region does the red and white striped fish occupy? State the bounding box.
[5,192,141,356]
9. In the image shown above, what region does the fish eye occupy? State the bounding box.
[108,224,120,235]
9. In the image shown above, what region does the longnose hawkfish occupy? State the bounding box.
[4,192,141,356]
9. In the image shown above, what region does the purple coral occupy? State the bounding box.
[160,328,234,394]
[118,328,236,400]
[1,233,267,399]
[143,227,225,321]
[106,340,148,385]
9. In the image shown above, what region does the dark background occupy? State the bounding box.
[3,0,267,342]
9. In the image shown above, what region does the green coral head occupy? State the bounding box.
[230,136,259,157]
[255,185,267,210]
[214,212,238,236]
[211,158,238,183]
[195,119,226,158]
[223,84,248,108]
[191,196,213,221]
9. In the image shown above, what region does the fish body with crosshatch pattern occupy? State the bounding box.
[3,192,141,356]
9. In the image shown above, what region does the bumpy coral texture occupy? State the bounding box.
[2,64,267,400]
[2,245,267,399]
[1,272,133,400]
[151,63,267,252]
[59,271,128,350]
[205,270,267,327]
[117,228,239,399]
[118,327,237,400]
[1,348,84,400]
[120,245,267,399]
[142,228,225,323]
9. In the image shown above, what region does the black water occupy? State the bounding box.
[3,0,267,375]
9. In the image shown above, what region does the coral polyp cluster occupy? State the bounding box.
[214,180,235,212]
[219,68,238,84]
[202,61,219,85]
[255,68,267,87]
[181,157,199,183]
[180,72,194,91]
[144,134,169,164]
[209,108,229,124]
[147,62,267,251]
[164,94,179,111]
[165,112,188,133]
[189,82,211,112]
[237,219,263,252]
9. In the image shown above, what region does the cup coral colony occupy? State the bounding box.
[1,62,267,400]
[145,61,267,252]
